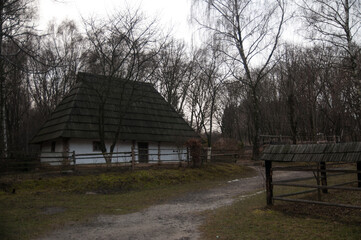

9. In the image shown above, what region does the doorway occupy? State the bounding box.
[138,142,149,163]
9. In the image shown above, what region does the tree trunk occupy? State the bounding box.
[251,90,260,160]
[102,152,112,170]
[288,93,297,144]
[0,2,7,158]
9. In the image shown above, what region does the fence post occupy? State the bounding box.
[158,142,161,165]
[186,147,190,167]
[207,147,212,163]
[131,141,135,171]
[316,163,321,200]
[265,160,273,205]
[357,161,361,188]
[72,151,76,172]
[320,161,327,193]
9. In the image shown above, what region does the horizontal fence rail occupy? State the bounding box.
[272,197,361,210]
[266,160,361,209]
[0,148,241,175]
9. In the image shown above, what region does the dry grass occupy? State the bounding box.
[0,163,254,240]
[201,170,361,240]
[273,189,361,225]
[201,190,361,240]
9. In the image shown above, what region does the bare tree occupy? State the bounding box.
[276,45,304,144]
[3,41,31,152]
[276,45,327,142]
[28,20,85,117]
[192,0,286,159]
[194,38,229,148]
[0,0,36,157]
[153,39,192,114]
[220,80,248,142]
[299,0,360,71]
[299,0,361,134]
[83,8,166,165]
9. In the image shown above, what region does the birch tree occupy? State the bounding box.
[194,38,229,148]
[192,0,286,159]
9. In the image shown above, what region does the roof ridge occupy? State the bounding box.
[76,71,154,87]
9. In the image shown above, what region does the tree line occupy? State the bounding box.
[0,0,360,159]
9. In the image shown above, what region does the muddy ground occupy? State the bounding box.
[37,167,310,240]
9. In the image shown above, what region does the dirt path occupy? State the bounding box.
[38,167,310,240]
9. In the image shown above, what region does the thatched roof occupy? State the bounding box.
[261,142,361,163]
[32,72,198,144]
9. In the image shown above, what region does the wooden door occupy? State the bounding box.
[138,142,149,163]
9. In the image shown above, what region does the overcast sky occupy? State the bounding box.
[37,0,196,43]
[37,0,310,49]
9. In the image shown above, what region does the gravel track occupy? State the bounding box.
[38,167,309,240]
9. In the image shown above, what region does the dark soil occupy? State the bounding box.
[272,190,361,225]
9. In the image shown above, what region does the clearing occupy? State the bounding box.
[37,167,309,240]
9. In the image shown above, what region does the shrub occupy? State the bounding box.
[186,138,203,168]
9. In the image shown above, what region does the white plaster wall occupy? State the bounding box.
[137,142,187,163]
[147,142,159,162]
[69,139,133,164]
[40,139,189,165]
[40,140,68,165]
[159,143,188,162]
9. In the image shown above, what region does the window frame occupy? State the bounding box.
[93,141,102,152]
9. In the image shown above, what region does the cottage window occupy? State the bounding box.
[93,141,102,152]
[51,141,56,152]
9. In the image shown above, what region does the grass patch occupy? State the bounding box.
[201,172,361,240]
[1,163,254,194]
[0,163,254,240]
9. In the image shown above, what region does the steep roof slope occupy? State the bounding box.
[32,72,198,144]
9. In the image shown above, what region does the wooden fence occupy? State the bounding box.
[0,148,241,175]
[262,143,361,209]
[268,162,361,209]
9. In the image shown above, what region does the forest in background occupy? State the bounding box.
[0,0,360,159]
